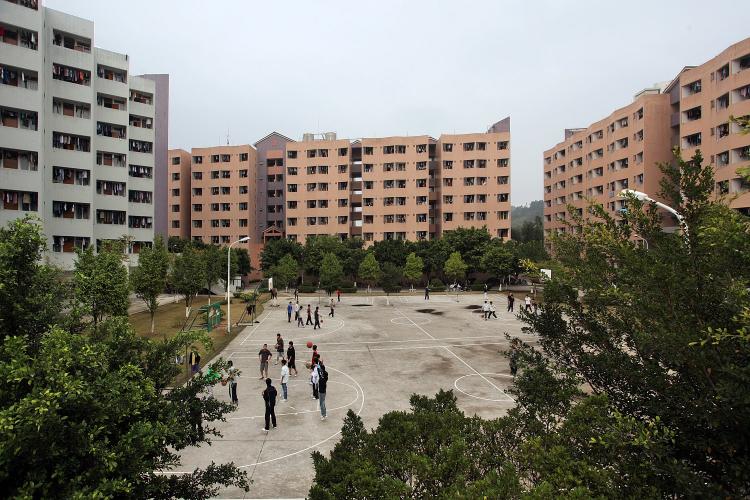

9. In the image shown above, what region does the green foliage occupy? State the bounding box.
[403,252,424,286]
[0,219,249,498]
[167,236,188,253]
[319,252,344,293]
[357,252,381,286]
[372,239,408,267]
[260,238,303,275]
[302,236,342,276]
[380,262,402,294]
[443,251,468,283]
[0,216,67,347]
[511,200,544,228]
[171,245,205,318]
[480,240,517,280]
[202,245,224,302]
[74,241,130,327]
[428,277,444,290]
[234,248,252,276]
[270,253,299,289]
[415,238,450,278]
[130,235,170,334]
[442,227,491,271]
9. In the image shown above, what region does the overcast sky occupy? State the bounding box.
[45,0,750,205]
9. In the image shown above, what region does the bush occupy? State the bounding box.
[300,284,317,293]
[339,286,357,294]
[470,283,487,291]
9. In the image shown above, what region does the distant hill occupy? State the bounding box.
[512,200,543,228]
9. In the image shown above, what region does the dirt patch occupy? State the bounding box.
[416,308,444,316]
[465,304,481,310]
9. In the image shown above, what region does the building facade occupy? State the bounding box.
[543,37,750,237]
[167,148,190,240]
[543,91,673,235]
[1,1,158,268]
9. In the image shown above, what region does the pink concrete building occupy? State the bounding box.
[168,149,190,240]
[544,37,750,237]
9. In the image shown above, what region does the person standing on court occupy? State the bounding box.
[262,378,277,432]
[482,300,490,320]
[317,359,328,420]
[225,360,240,405]
[293,301,300,322]
[525,294,532,311]
[287,340,298,376]
[424,285,430,300]
[328,297,335,318]
[279,359,289,401]
[297,307,305,328]
[306,304,313,326]
[489,301,498,319]
[336,289,341,302]
[507,293,515,312]
[310,355,320,400]
[286,301,293,322]
[258,343,271,379]
[314,306,322,330]
[275,333,284,365]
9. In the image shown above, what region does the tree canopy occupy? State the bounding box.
[131,235,170,334]
[319,252,344,292]
[0,219,249,498]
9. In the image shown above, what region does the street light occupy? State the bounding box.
[227,236,250,334]
[619,189,689,243]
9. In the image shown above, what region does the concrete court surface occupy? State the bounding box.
[174,292,537,499]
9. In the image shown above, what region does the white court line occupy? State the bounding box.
[392,307,436,340]
[161,365,366,473]
[240,311,272,345]
[228,342,507,356]
[441,346,510,400]
[453,372,515,403]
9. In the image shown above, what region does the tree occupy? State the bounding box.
[74,241,130,328]
[526,148,750,495]
[480,240,517,283]
[172,245,205,319]
[167,236,187,253]
[202,245,223,303]
[234,247,252,276]
[0,216,67,347]
[270,253,299,290]
[379,262,402,294]
[130,235,170,335]
[357,252,381,288]
[415,238,450,279]
[319,252,344,293]
[443,227,491,272]
[302,236,342,276]
[443,251,468,284]
[372,239,408,267]
[402,252,424,289]
[339,238,366,279]
[512,215,544,243]
[259,238,303,274]
[0,219,249,498]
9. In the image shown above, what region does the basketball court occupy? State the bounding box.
[174,291,535,498]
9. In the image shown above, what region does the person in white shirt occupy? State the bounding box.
[222,360,240,405]
[488,301,498,319]
[279,359,290,401]
[482,300,490,320]
[525,295,532,311]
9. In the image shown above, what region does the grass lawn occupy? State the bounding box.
[129,294,269,386]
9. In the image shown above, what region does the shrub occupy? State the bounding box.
[339,286,357,294]
[300,284,317,293]
[470,283,487,291]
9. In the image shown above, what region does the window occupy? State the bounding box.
[193,155,203,164]
[221,170,230,179]
[211,155,219,163]
[338,147,348,156]
[338,181,348,190]
[364,146,373,155]
[171,188,179,196]
[192,204,203,212]
[171,220,180,228]
[287,184,297,193]
[338,164,348,173]
[240,153,248,161]
[443,212,453,222]
[210,171,219,179]
[239,202,248,210]
[497,141,509,150]
[287,150,298,159]
[443,160,453,169]
[288,200,298,209]
[443,143,453,152]
[192,188,202,196]
[463,142,475,152]
[221,154,230,162]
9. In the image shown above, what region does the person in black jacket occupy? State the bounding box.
[262,378,277,432]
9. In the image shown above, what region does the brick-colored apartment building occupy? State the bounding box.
[169,118,512,257]
[544,37,750,237]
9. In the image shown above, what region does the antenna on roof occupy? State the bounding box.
[226,129,230,145]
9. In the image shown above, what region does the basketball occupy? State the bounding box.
[306,341,313,348]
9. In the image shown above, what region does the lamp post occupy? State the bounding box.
[619,189,689,243]
[227,236,250,334]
